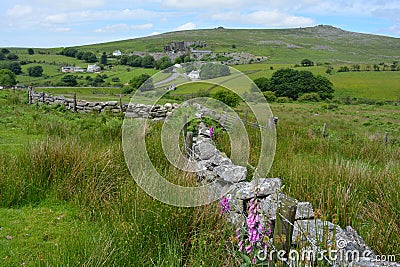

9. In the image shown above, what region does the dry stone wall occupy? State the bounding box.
[28,89,178,120]
[191,123,399,267]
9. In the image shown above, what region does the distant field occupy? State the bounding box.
[330,71,400,101]
[235,63,400,101]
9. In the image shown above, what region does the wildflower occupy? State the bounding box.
[248,228,260,245]
[245,245,252,254]
[209,126,214,139]
[238,240,243,251]
[220,196,231,214]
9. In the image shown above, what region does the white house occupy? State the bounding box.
[112,50,122,56]
[188,70,200,80]
[61,66,85,73]
[87,64,101,73]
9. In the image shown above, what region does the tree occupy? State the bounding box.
[6,53,19,61]
[27,48,35,55]
[141,55,155,68]
[212,90,240,108]
[129,73,154,92]
[100,52,107,65]
[0,53,5,60]
[127,55,142,67]
[301,59,314,67]
[269,68,333,100]
[61,75,78,86]
[82,52,97,63]
[351,64,360,71]
[338,66,350,72]
[0,69,17,87]
[155,56,172,70]
[253,77,269,92]
[262,91,277,102]
[76,51,84,60]
[61,48,78,57]
[27,65,43,77]
[1,49,10,54]
[8,62,22,75]
[232,44,236,49]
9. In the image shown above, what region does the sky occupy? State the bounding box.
[1,0,400,48]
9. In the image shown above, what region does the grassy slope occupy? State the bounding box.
[3,25,399,101]
[74,25,400,64]
[0,90,236,266]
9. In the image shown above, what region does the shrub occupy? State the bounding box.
[212,90,240,108]
[276,96,292,103]
[298,92,321,102]
[262,91,277,102]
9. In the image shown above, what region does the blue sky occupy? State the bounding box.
[1,0,400,47]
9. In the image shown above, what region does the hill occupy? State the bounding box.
[73,25,400,63]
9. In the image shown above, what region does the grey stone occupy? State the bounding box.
[259,193,280,219]
[106,101,118,106]
[196,141,218,160]
[335,226,376,259]
[292,219,341,246]
[152,117,164,121]
[215,165,247,183]
[77,101,88,107]
[252,178,282,197]
[351,259,400,267]
[296,202,314,220]
[232,178,281,200]
[213,153,232,166]
[164,103,172,110]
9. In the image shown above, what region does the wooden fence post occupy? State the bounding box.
[322,122,327,137]
[27,87,31,104]
[183,114,188,137]
[383,132,388,144]
[119,94,123,112]
[243,108,249,124]
[273,194,297,266]
[185,131,193,157]
[73,91,77,113]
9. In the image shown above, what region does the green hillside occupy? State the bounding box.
[4,25,400,64]
[74,25,400,63]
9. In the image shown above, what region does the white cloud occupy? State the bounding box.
[7,5,33,17]
[40,9,164,25]
[174,22,196,31]
[151,32,161,35]
[151,0,243,9]
[95,23,153,33]
[33,0,105,11]
[45,14,68,24]
[211,10,314,28]
[53,27,71,32]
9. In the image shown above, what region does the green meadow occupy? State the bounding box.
[1,25,400,266]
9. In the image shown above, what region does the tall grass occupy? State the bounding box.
[1,90,398,265]
[0,93,237,266]
[216,104,400,255]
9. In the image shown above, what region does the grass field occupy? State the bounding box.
[1,25,400,265]
[1,89,399,266]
